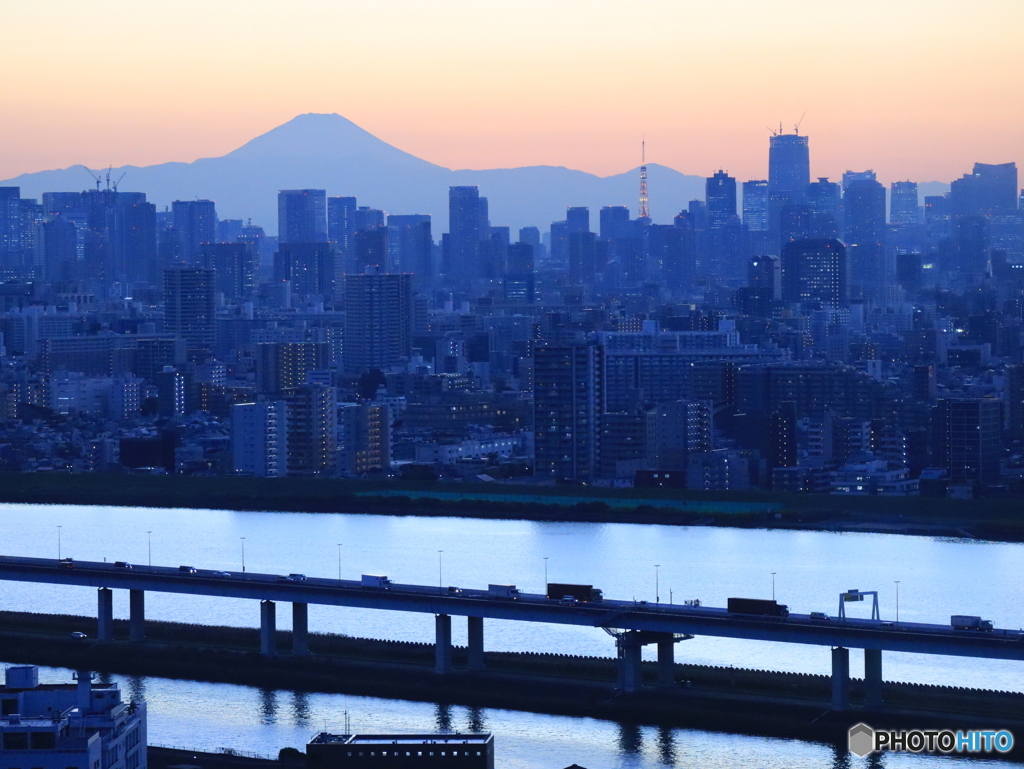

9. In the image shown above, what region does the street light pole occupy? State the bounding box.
[337,543,342,581]
[771,572,776,602]
[438,550,443,592]
[543,557,548,590]
[895,580,900,625]
[241,537,246,574]
[147,531,152,569]
[655,564,660,604]
[57,526,62,561]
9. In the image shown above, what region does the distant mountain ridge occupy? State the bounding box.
[2,113,950,234]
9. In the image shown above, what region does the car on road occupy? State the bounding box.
[212,571,231,578]
[70,631,87,639]
[178,565,197,574]
[114,561,132,569]
[288,573,307,581]
[809,611,831,621]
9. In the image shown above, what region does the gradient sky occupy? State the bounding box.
[2,0,1022,185]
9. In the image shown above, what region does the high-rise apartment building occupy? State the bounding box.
[386,214,432,277]
[274,242,339,300]
[931,398,1001,485]
[278,189,327,243]
[533,344,603,481]
[232,401,287,476]
[843,176,887,301]
[283,384,337,476]
[446,186,483,282]
[327,196,357,251]
[343,272,413,374]
[201,242,258,301]
[163,265,216,362]
[256,342,330,393]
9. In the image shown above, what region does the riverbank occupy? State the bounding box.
[0,473,1022,542]
[1,610,1022,757]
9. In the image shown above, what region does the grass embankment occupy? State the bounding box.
[0,472,1022,541]
[1,610,1021,734]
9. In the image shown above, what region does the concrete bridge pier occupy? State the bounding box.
[97,588,113,643]
[292,602,309,655]
[657,638,675,686]
[435,614,453,674]
[616,632,644,693]
[260,600,276,657]
[129,589,145,642]
[864,648,883,708]
[467,616,484,670]
[831,646,850,709]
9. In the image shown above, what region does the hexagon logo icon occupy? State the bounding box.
[848,722,875,757]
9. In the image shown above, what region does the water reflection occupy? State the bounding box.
[126,674,146,703]
[465,706,485,733]
[434,702,453,732]
[656,725,676,765]
[291,691,311,726]
[617,721,643,754]
[258,687,278,725]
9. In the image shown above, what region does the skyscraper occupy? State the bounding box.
[327,196,357,251]
[274,242,339,300]
[232,401,287,477]
[446,186,483,282]
[742,180,769,232]
[768,133,810,197]
[278,189,327,243]
[843,175,887,301]
[283,384,337,477]
[566,207,590,233]
[932,398,1001,485]
[343,272,413,375]
[781,239,847,306]
[386,214,432,277]
[504,242,535,303]
[201,242,258,301]
[163,265,216,362]
[890,181,919,225]
[171,200,217,263]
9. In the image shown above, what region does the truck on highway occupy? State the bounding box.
[488,584,520,599]
[727,597,789,618]
[951,615,993,631]
[361,574,391,588]
[546,583,603,602]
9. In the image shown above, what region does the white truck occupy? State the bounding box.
[361,574,391,588]
[951,615,993,631]
[488,584,520,599]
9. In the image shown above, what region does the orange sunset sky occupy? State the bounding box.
[1,0,1021,185]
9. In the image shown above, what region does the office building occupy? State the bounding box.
[533,344,603,481]
[232,401,287,476]
[386,214,432,277]
[343,272,413,374]
[503,242,535,303]
[890,181,919,225]
[446,186,484,282]
[278,189,327,243]
[327,196,358,251]
[781,239,847,306]
[171,200,217,263]
[768,133,810,196]
[352,227,388,273]
[201,242,258,301]
[843,176,887,301]
[163,266,215,362]
[274,242,339,300]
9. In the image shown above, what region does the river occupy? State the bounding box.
[0,503,1021,766]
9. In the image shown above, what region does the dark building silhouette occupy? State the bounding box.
[566,206,590,233]
[566,231,597,285]
[843,175,887,301]
[274,242,338,300]
[504,242,535,303]
[781,239,847,306]
[163,266,216,362]
[890,181,919,225]
[201,242,258,301]
[327,196,357,249]
[343,272,413,374]
[352,227,388,273]
[256,342,329,393]
[172,200,217,264]
[769,133,811,196]
[932,398,1001,485]
[533,344,603,482]
[278,189,327,243]
[386,214,432,277]
[446,186,484,283]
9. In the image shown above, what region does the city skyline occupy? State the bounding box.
[2,1,1022,183]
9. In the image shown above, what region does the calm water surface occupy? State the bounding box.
[0,503,1022,766]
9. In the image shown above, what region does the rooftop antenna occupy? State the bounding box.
[81,165,102,191]
[638,137,649,220]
